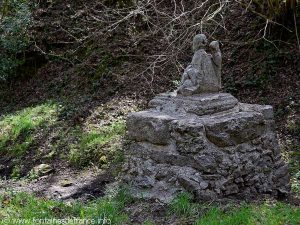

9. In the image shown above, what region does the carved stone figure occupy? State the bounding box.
[209,41,222,88]
[177,34,222,95]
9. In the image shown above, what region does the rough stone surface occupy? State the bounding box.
[177,34,222,95]
[122,92,291,203]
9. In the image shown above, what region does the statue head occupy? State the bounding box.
[192,34,208,52]
[209,41,220,52]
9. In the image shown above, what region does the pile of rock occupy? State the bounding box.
[122,34,290,202]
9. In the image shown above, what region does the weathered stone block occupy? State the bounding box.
[127,111,175,145]
[122,92,290,203]
[239,103,274,120]
[204,112,266,147]
[149,92,238,116]
[170,119,207,154]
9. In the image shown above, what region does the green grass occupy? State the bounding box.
[81,121,125,148]
[69,120,126,167]
[195,202,300,225]
[169,192,196,217]
[1,191,299,225]
[0,101,127,175]
[0,189,131,225]
[0,103,58,157]
[143,221,155,225]
[169,193,300,225]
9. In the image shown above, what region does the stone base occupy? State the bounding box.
[122,92,290,203]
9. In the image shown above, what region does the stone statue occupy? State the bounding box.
[177,34,222,95]
[124,35,290,202]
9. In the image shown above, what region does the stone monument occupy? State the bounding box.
[178,34,221,95]
[122,34,290,203]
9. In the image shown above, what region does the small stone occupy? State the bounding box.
[32,164,54,177]
[274,165,289,179]
[135,176,155,188]
[235,177,244,183]
[225,184,239,195]
[195,154,217,172]
[60,180,73,187]
[99,156,108,164]
[199,181,209,189]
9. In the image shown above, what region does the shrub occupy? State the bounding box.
[0,0,31,80]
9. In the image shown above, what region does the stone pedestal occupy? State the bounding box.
[122,92,290,203]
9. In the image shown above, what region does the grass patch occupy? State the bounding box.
[1,190,299,225]
[169,192,196,217]
[69,120,126,167]
[0,103,58,157]
[0,188,131,225]
[143,221,155,225]
[169,193,300,225]
[195,202,300,225]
